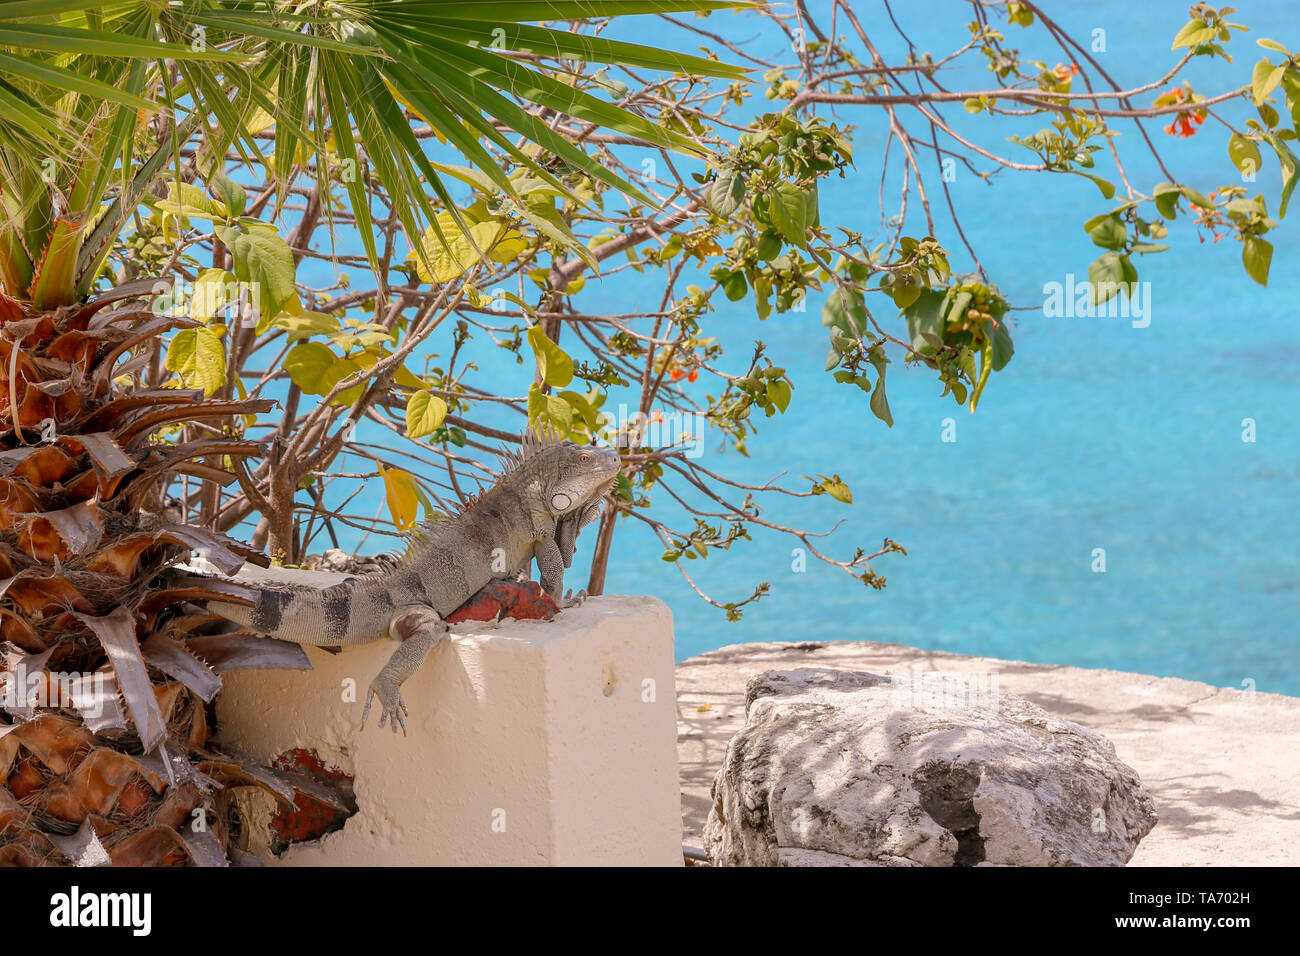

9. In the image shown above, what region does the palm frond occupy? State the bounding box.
[0,0,751,305]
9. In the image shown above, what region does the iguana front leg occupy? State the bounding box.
[533,534,566,604]
[557,498,603,569]
[361,605,447,735]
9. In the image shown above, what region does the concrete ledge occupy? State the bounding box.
[677,641,1300,866]
[213,567,680,866]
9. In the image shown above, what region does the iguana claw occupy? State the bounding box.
[560,588,587,609]
[361,678,409,736]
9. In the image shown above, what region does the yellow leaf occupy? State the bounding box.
[558,389,599,433]
[283,342,337,394]
[410,212,505,284]
[187,269,239,322]
[488,228,529,264]
[320,356,365,406]
[274,311,341,341]
[394,364,426,390]
[526,326,573,388]
[165,327,226,397]
[379,465,421,531]
[405,390,448,439]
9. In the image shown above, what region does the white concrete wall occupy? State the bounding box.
[212,564,681,866]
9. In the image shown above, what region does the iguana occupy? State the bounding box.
[201,431,621,735]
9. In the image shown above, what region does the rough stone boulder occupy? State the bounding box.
[703,668,1157,866]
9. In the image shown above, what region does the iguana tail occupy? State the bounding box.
[204,577,394,647]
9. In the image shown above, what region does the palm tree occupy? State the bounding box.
[0,0,743,865]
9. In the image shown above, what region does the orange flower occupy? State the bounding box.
[1053,63,1080,82]
[649,409,665,424]
[1163,111,1205,137]
[1157,85,1205,137]
[1191,202,1225,243]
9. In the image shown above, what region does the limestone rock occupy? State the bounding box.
[703,667,1157,866]
[302,548,399,576]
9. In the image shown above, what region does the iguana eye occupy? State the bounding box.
[579,454,590,462]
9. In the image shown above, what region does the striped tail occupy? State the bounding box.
[204,578,392,647]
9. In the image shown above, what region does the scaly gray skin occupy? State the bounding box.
[204,431,621,735]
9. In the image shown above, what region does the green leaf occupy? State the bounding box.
[527,326,574,388]
[765,379,792,413]
[558,390,600,433]
[527,382,572,438]
[208,170,247,218]
[1252,58,1286,105]
[1077,172,1116,199]
[903,289,949,355]
[768,182,811,248]
[822,287,867,342]
[1264,133,1299,216]
[707,169,745,217]
[1228,134,1263,175]
[1257,38,1291,55]
[1088,251,1134,305]
[721,270,747,301]
[803,181,820,228]
[987,320,1015,371]
[405,390,449,439]
[218,224,296,324]
[867,350,892,427]
[165,327,226,397]
[1172,20,1218,50]
[1006,1,1034,26]
[1088,215,1128,250]
[755,231,782,261]
[888,272,925,309]
[753,276,772,320]
[614,472,634,503]
[1153,182,1183,219]
[1180,185,1215,209]
[1242,236,1273,285]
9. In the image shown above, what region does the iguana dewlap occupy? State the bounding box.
[203,431,621,735]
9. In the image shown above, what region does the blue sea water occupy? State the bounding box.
[303,2,1300,694]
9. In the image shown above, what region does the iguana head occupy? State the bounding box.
[542,440,622,519]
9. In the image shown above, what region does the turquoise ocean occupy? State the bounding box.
[298,1,1299,694]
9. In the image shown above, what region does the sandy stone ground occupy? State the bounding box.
[676,641,1300,866]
